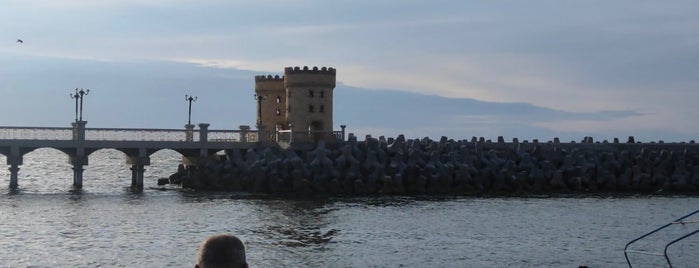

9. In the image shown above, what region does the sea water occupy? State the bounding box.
[0,148,698,267]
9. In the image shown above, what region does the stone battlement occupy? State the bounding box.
[254,75,284,81]
[284,66,336,74]
[284,66,336,88]
[254,75,285,91]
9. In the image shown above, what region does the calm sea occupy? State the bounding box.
[0,149,698,267]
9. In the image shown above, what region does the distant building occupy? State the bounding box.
[254,66,336,141]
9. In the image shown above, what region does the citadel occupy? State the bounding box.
[254,66,337,142]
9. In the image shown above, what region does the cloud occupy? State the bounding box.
[2,0,198,10]
[171,58,298,74]
[0,53,696,141]
[2,1,699,142]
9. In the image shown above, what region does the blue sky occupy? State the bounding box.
[1,0,698,141]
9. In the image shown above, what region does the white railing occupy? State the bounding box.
[276,130,343,142]
[85,128,196,141]
[0,126,73,140]
[208,130,242,142]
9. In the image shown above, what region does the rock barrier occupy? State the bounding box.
[166,135,699,195]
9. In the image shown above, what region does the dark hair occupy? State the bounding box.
[196,234,247,268]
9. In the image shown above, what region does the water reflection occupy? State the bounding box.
[177,192,342,250]
[68,188,83,196]
[229,198,338,267]
[7,188,20,195]
[254,199,339,249]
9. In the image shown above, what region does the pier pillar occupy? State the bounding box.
[7,151,23,189]
[257,125,266,142]
[198,123,210,143]
[341,125,347,141]
[289,124,295,143]
[130,165,145,188]
[126,149,150,189]
[275,125,280,142]
[69,149,88,189]
[71,120,87,141]
[185,124,195,142]
[198,123,210,159]
[72,165,84,189]
[9,165,19,189]
[239,125,250,142]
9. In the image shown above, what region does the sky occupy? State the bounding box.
[0,0,698,142]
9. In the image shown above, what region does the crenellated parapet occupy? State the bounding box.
[284,66,336,74]
[254,75,285,92]
[255,75,284,81]
[284,66,336,88]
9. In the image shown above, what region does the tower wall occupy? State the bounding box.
[284,66,336,134]
[254,75,287,131]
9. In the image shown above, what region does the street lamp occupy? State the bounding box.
[254,93,264,126]
[185,94,197,125]
[70,88,89,122]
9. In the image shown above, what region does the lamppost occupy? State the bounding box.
[254,93,264,126]
[185,94,197,125]
[70,91,79,122]
[70,88,89,122]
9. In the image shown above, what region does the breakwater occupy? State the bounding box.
[166,135,699,195]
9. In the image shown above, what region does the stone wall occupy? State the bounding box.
[166,135,699,196]
[254,75,286,131]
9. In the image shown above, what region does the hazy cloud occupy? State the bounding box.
[1,1,698,141]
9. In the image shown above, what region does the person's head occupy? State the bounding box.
[195,234,248,268]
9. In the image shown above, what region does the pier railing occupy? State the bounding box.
[85,128,196,141]
[276,130,344,143]
[0,126,73,140]
[208,130,242,142]
[0,125,347,143]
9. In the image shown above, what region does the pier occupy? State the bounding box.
[0,121,345,189]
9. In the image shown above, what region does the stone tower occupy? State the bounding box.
[254,66,336,140]
[254,74,286,132]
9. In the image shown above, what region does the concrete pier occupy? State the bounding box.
[130,165,145,188]
[72,165,84,189]
[9,165,19,189]
[0,122,344,190]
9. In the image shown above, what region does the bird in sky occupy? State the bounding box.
[16,39,23,43]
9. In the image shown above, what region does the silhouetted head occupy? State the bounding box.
[195,234,247,268]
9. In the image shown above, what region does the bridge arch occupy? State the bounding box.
[0,146,74,159]
[148,149,185,177]
[12,148,74,192]
[83,148,133,191]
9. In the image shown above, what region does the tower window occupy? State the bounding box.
[276,109,281,116]
[309,90,314,97]
[319,105,325,113]
[320,91,324,98]
[308,104,314,112]
[276,96,281,103]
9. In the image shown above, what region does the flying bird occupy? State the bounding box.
[16,39,23,43]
